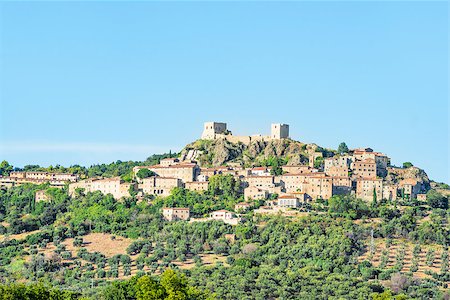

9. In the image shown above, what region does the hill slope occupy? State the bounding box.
[181,138,332,167]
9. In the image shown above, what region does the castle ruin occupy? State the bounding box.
[201,121,289,144]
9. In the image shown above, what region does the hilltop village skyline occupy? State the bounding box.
[1,118,448,183]
[1,121,437,213]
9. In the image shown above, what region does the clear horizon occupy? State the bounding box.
[0,1,448,183]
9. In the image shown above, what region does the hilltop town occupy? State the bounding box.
[0,121,448,299]
[0,121,436,222]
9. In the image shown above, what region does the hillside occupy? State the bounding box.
[181,138,331,167]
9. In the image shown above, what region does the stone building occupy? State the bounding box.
[134,163,199,183]
[141,176,182,196]
[201,122,228,139]
[352,158,377,179]
[162,207,190,221]
[271,123,289,139]
[331,177,352,195]
[10,171,79,182]
[69,177,133,200]
[211,210,234,220]
[382,184,398,201]
[352,148,389,177]
[184,181,209,192]
[279,174,306,193]
[244,176,275,190]
[160,158,179,167]
[416,194,427,201]
[277,194,300,208]
[250,167,271,176]
[399,178,423,199]
[356,178,383,202]
[282,165,312,174]
[303,176,333,200]
[200,121,290,144]
[326,166,349,177]
[244,186,269,200]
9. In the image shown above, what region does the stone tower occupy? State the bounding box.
[271,123,289,139]
[201,122,227,139]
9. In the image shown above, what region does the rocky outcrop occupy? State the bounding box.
[386,166,430,189]
[182,138,311,167]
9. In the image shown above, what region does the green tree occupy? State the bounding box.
[208,174,240,198]
[314,156,324,169]
[426,190,448,209]
[372,188,377,207]
[402,162,413,168]
[337,142,349,154]
[0,160,13,176]
[136,168,155,179]
[136,275,166,300]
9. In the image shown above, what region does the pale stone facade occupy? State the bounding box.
[10,171,79,182]
[382,184,398,201]
[134,163,199,183]
[303,176,333,200]
[282,165,312,174]
[200,122,290,144]
[141,176,182,196]
[279,174,306,193]
[352,149,389,177]
[69,177,133,200]
[271,123,289,139]
[162,207,190,221]
[244,176,275,190]
[201,122,228,139]
[399,179,422,199]
[211,210,234,220]
[250,167,271,176]
[331,177,352,195]
[356,178,383,202]
[184,181,209,192]
[277,195,300,208]
[352,158,377,179]
[244,186,269,200]
[160,158,179,167]
[417,194,427,201]
[326,166,349,177]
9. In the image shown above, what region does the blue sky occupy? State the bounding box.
[0,1,448,183]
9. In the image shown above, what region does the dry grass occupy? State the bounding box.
[0,230,41,242]
[32,232,228,280]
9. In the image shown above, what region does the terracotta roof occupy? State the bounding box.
[399,178,419,185]
[278,195,297,199]
[212,209,232,213]
[252,167,268,171]
[163,207,189,211]
[354,158,376,164]
[357,178,382,181]
[139,163,197,169]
